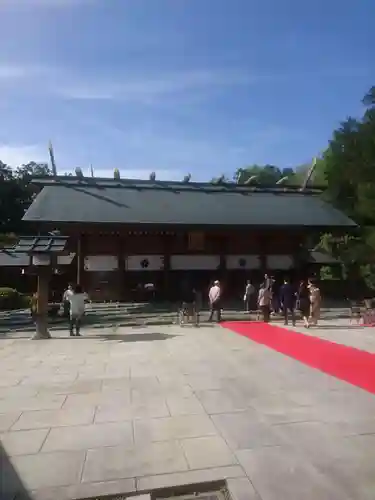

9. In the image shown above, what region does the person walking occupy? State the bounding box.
[208,280,222,322]
[67,284,87,336]
[280,279,296,326]
[62,283,73,317]
[243,280,255,312]
[297,280,311,327]
[258,284,272,322]
[308,279,321,326]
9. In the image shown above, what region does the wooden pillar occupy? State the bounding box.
[118,234,126,300]
[163,234,171,300]
[76,234,82,284]
[33,267,51,340]
[76,233,86,287]
[219,234,226,281]
[259,233,267,274]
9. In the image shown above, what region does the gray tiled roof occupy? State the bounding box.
[0,250,29,267]
[309,251,339,264]
[13,236,69,253]
[23,179,357,228]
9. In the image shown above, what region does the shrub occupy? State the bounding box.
[0,287,30,310]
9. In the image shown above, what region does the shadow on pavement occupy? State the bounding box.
[0,442,31,500]
[71,332,177,342]
[1,331,178,342]
[310,325,364,330]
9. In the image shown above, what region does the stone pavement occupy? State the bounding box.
[1,319,375,500]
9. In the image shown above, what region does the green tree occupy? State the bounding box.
[315,86,375,289]
[0,161,52,239]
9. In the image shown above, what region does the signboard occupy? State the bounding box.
[84,255,118,271]
[32,255,51,266]
[171,255,220,270]
[226,255,261,270]
[126,255,164,271]
[57,253,76,265]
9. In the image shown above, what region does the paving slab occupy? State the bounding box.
[134,414,218,444]
[10,450,86,490]
[0,321,374,499]
[41,421,134,452]
[82,441,189,482]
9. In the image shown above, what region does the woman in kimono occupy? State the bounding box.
[308,279,321,326]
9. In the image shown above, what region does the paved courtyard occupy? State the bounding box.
[1,319,375,500]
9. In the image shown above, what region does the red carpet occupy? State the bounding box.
[222,321,375,394]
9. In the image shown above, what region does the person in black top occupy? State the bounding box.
[181,285,197,323]
[271,277,280,314]
[279,279,296,326]
[297,279,310,327]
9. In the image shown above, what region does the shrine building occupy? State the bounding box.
[18,175,356,300]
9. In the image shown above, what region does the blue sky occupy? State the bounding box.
[0,0,374,181]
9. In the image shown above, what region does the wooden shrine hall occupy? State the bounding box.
[19,174,356,301]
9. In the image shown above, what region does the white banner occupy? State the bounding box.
[266,254,294,270]
[226,255,261,270]
[126,255,164,271]
[84,255,118,271]
[171,255,220,270]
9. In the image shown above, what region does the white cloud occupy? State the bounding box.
[0,64,45,81]
[54,69,258,101]
[0,63,259,102]
[0,144,47,166]
[0,0,94,8]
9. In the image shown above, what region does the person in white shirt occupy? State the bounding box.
[62,284,73,317]
[68,284,87,336]
[243,280,255,312]
[208,280,222,322]
[258,284,272,323]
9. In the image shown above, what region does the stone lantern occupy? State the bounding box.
[13,235,70,340]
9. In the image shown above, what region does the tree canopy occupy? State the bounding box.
[0,162,51,246]
[311,86,375,287]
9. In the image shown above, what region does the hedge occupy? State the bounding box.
[0,287,30,310]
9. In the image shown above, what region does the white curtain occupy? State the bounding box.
[126,255,164,271]
[84,255,118,271]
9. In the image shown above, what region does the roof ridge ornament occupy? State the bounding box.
[212,175,225,185]
[244,175,258,185]
[275,176,289,185]
[149,171,156,181]
[75,167,84,179]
